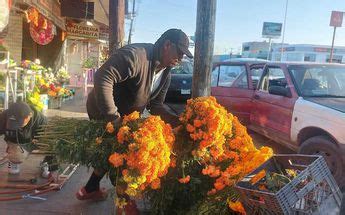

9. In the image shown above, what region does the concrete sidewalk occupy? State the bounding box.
[0,91,116,215]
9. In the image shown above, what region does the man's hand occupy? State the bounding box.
[32,139,38,144]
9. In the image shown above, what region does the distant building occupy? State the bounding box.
[271,44,345,63]
[242,41,285,60]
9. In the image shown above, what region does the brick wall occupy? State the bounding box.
[3,13,23,63]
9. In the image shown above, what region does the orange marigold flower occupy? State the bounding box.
[250,170,266,185]
[228,201,246,214]
[122,169,128,176]
[109,152,124,167]
[117,126,130,144]
[186,124,195,132]
[178,175,191,184]
[106,122,115,133]
[150,178,161,189]
[207,188,217,196]
[193,119,203,127]
[214,181,225,191]
[95,137,102,145]
[170,157,176,168]
[122,111,140,124]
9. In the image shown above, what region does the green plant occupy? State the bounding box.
[82,57,97,69]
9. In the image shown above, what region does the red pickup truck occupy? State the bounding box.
[211,61,345,187]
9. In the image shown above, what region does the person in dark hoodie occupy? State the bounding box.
[76,29,193,207]
[0,101,47,174]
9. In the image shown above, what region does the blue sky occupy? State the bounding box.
[128,0,345,54]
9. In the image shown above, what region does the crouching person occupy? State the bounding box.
[0,102,47,174]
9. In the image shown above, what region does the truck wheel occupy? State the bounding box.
[299,135,344,188]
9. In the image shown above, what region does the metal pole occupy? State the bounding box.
[267,38,272,60]
[280,0,289,61]
[330,26,337,63]
[128,0,136,44]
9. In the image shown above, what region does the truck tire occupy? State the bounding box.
[299,135,344,188]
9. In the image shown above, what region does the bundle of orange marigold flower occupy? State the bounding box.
[107,111,175,197]
[177,96,273,214]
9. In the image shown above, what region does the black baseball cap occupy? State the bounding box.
[6,102,33,130]
[159,29,193,58]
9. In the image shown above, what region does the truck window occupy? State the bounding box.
[218,65,246,87]
[250,68,263,89]
[211,66,219,87]
[232,71,248,89]
[259,67,287,92]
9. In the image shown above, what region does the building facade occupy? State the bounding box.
[271,44,345,63]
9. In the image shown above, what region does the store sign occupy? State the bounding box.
[330,11,343,27]
[262,22,282,38]
[66,23,99,39]
[23,0,65,30]
[314,47,330,52]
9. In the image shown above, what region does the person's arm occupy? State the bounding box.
[148,73,179,127]
[94,49,136,121]
[31,110,47,139]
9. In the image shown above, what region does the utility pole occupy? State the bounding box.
[280,0,288,61]
[109,0,125,54]
[128,0,136,44]
[192,0,217,97]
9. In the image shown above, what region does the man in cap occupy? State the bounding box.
[76,28,193,205]
[0,102,47,174]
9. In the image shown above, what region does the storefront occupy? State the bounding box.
[65,20,109,88]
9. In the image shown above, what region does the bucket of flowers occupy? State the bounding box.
[47,84,63,109]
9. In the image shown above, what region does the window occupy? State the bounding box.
[289,65,345,97]
[259,67,287,92]
[326,55,342,63]
[304,54,316,62]
[218,65,246,87]
[232,71,248,88]
[250,67,264,89]
[211,66,219,87]
[170,61,193,74]
[243,46,250,51]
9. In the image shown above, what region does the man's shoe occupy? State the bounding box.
[75,187,108,201]
[8,162,20,175]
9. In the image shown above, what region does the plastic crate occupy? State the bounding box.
[235,154,342,215]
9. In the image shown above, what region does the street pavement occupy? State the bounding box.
[0,90,293,215]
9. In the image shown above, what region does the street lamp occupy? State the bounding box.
[280,0,289,61]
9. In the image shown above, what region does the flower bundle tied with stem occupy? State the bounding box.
[149,96,273,214]
[106,111,175,207]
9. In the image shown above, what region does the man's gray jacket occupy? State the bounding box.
[86,43,178,125]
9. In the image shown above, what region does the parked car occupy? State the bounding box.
[166,59,193,102]
[212,61,345,187]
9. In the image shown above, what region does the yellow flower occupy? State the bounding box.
[114,197,128,209]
